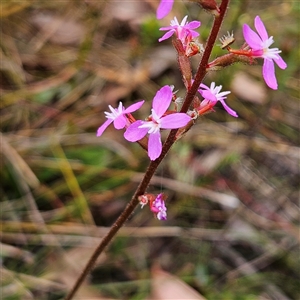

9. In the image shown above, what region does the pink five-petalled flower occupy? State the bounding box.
[124,85,191,161]
[198,82,238,117]
[150,193,167,220]
[158,16,201,47]
[96,101,144,137]
[156,0,174,20]
[243,16,287,90]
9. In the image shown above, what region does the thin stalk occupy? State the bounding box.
[65,1,229,299]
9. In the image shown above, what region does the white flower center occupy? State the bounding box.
[138,109,161,134]
[104,102,123,120]
[262,36,282,59]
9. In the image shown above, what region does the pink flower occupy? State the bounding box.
[124,85,191,161]
[150,193,167,220]
[156,0,174,19]
[243,16,287,90]
[198,82,238,117]
[96,101,144,137]
[158,16,201,46]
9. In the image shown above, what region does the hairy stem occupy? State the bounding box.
[65,1,229,299]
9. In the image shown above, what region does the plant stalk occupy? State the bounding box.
[65,1,229,299]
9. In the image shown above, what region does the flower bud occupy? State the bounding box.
[192,0,220,16]
[172,39,192,89]
[207,53,257,71]
[138,193,155,208]
[186,40,204,57]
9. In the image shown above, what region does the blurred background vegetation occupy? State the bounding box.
[1,1,299,299]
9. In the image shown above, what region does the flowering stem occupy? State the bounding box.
[65,1,230,299]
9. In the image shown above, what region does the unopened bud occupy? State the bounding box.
[194,0,220,16]
[172,38,192,89]
[207,53,257,71]
[138,194,155,208]
[186,40,204,57]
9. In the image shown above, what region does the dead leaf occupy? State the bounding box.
[45,247,107,299]
[151,267,207,300]
[231,71,267,104]
[31,13,85,46]
[106,1,149,22]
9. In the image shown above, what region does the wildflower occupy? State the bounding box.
[124,85,191,161]
[150,193,167,220]
[158,16,201,46]
[96,101,144,137]
[198,82,238,117]
[243,16,287,90]
[156,0,174,20]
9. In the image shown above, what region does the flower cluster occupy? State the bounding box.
[96,4,287,221]
[97,85,191,161]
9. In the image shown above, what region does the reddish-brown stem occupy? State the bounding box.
[65,1,229,299]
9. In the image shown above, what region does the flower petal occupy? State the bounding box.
[148,132,162,160]
[243,24,262,49]
[189,31,200,38]
[124,120,148,142]
[157,210,167,220]
[199,89,217,103]
[96,119,113,136]
[199,83,209,90]
[187,21,201,30]
[152,85,173,117]
[274,55,287,69]
[219,99,238,117]
[156,0,174,20]
[114,115,127,129]
[124,100,144,113]
[159,25,175,31]
[160,113,191,129]
[262,59,277,90]
[180,15,188,26]
[254,15,268,41]
[158,30,175,42]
